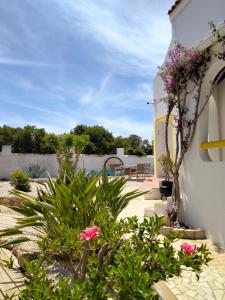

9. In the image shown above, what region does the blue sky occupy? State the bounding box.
[0,0,173,139]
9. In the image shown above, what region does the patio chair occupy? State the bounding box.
[144,163,152,177]
[129,166,137,178]
[136,163,152,179]
[124,167,132,177]
[109,164,122,176]
[136,164,145,178]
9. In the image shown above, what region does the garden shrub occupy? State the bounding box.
[1,169,211,299]
[15,216,211,299]
[157,154,172,181]
[25,164,46,178]
[1,169,145,257]
[9,169,31,192]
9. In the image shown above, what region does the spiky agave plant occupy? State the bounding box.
[25,164,46,178]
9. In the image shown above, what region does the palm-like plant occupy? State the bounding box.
[0,170,146,256]
[97,171,143,220]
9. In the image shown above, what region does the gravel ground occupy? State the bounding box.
[0,181,45,198]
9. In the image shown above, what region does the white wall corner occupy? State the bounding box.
[116,148,124,157]
[1,145,12,155]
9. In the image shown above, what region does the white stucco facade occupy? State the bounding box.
[153,0,225,247]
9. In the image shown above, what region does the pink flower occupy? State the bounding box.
[190,52,198,62]
[80,226,100,241]
[168,44,186,65]
[180,242,197,255]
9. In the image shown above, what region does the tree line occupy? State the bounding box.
[0,124,153,156]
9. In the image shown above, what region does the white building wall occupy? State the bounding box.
[154,0,225,246]
[171,0,225,48]
[181,58,225,247]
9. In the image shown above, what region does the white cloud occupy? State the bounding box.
[0,0,172,139]
[77,75,153,113]
[79,74,112,105]
[0,58,57,67]
[55,0,172,75]
[79,88,94,105]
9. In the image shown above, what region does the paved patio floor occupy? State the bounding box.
[0,248,25,299]
[166,239,225,300]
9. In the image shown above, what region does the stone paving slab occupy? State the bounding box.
[0,212,20,230]
[166,240,225,300]
[118,198,162,222]
[0,248,25,299]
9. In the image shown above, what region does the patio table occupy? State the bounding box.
[115,165,137,177]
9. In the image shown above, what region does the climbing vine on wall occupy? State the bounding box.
[159,21,225,223]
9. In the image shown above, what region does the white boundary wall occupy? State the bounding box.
[0,146,154,178]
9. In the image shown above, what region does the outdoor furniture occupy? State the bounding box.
[109,164,122,176]
[144,163,152,176]
[115,165,137,178]
[136,163,152,179]
[136,164,145,178]
[114,164,152,179]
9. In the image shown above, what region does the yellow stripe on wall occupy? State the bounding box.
[154,114,174,177]
[201,139,225,150]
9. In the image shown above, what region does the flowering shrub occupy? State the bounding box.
[181,242,197,255]
[160,43,210,95]
[165,206,177,222]
[18,216,211,299]
[80,226,100,240]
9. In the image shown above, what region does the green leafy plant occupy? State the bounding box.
[0,255,14,269]
[16,259,87,300]
[25,164,46,178]
[73,135,89,170]
[1,169,145,259]
[16,216,211,299]
[43,133,89,178]
[209,21,225,60]
[2,294,15,300]
[157,154,172,181]
[9,169,31,192]
[1,169,211,299]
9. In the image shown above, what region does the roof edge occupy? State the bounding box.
[168,0,183,15]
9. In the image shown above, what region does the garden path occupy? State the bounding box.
[166,239,225,300]
[0,210,25,299]
[0,247,25,299]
